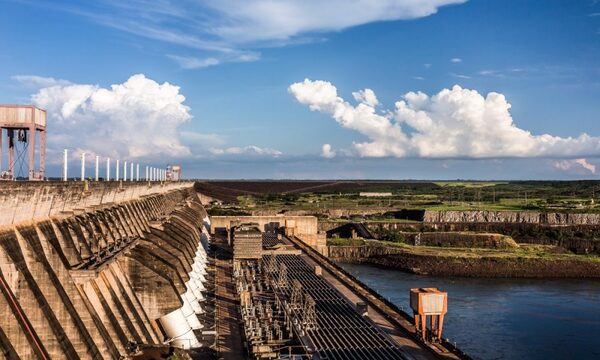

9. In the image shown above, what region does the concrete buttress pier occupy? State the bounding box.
[0,181,211,359]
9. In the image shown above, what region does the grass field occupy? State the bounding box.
[201,180,600,217]
[327,238,600,263]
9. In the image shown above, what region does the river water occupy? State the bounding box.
[340,263,600,360]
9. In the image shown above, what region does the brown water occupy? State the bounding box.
[340,263,600,360]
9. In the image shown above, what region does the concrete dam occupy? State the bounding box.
[0,181,469,360]
[0,181,211,359]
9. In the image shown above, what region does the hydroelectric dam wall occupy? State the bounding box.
[0,181,211,359]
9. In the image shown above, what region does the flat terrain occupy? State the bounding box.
[198,180,600,215]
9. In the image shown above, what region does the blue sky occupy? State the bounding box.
[1,0,599,179]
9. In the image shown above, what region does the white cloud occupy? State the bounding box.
[30,74,192,159]
[167,55,221,69]
[450,73,471,79]
[478,70,497,76]
[554,159,596,174]
[167,52,260,69]
[209,146,282,157]
[12,75,72,88]
[289,78,600,158]
[450,58,462,63]
[207,0,466,43]
[321,144,336,158]
[28,0,465,67]
[21,73,281,163]
[352,89,379,107]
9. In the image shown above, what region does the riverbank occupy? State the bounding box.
[328,241,600,278]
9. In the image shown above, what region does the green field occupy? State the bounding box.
[327,238,600,263]
[206,180,600,218]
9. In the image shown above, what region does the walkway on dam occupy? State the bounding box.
[214,242,245,360]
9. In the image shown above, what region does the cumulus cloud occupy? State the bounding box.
[289,79,600,158]
[30,74,192,159]
[321,144,336,158]
[352,89,379,107]
[209,146,282,157]
[554,159,596,174]
[20,73,283,164]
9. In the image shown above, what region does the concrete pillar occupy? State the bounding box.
[7,129,14,178]
[145,166,148,181]
[124,161,127,182]
[28,124,36,180]
[116,160,120,181]
[95,156,99,181]
[130,162,133,182]
[136,164,139,181]
[81,152,86,181]
[63,149,68,181]
[40,129,46,179]
[106,158,110,181]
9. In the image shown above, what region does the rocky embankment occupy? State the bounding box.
[423,210,600,225]
[329,245,600,278]
[320,220,600,255]
[395,232,517,249]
